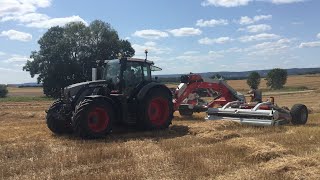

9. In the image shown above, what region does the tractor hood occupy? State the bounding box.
[63,80,109,99]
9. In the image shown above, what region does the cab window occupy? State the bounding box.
[142,64,151,81]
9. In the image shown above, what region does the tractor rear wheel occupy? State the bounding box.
[72,99,114,138]
[46,100,72,134]
[139,89,173,130]
[291,104,308,125]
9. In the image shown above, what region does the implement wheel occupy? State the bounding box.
[291,104,308,125]
[179,109,193,116]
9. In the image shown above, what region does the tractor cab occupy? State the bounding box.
[97,58,161,96]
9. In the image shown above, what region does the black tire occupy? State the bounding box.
[179,109,193,116]
[139,89,173,130]
[291,104,308,125]
[72,99,114,138]
[46,100,72,134]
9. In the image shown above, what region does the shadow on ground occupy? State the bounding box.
[51,125,190,142]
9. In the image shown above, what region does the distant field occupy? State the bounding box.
[228,74,320,92]
[7,87,44,97]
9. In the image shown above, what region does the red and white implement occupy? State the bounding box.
[172,74,245,116]
[206,99,308,126]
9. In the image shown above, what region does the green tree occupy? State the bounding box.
[266,68,288,89]
[247,71,261,89]
[23,20,135,97]
[0,85,8,98]
[210,74,225,80]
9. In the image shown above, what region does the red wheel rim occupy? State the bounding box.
[148,97,169,126]
[88,107,109,132]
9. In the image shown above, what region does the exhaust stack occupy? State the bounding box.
[92,68,97,81]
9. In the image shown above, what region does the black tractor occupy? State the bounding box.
[46,57,173,138]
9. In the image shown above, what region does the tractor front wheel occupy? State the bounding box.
[72,99,114,138]
[291,104,308,125]
[46,100,72,134]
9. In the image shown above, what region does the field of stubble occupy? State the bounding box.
[1,75,320,179]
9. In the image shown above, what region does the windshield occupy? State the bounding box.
[102,60,120,84]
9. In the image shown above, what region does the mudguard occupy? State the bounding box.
[84,95,115,106]
[137,82,172,101]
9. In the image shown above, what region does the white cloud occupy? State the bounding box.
[247,38,291,56]
[221,47,244,53]
[291,21,304,25]
[132,42,171,56]
[238,15,272,25]
[133,29,169,40]
[196,19,228,27]
[0,51,6,56]
[244,24,272,33]
[201,0,253,7]
[168,28,202,37]
[299,41,320,48]
[183,51,200,55]
[239,16,253,25]
[317,33,320,39]
[0,67,18,72]
[199,37,233,45]
[26,15,87,28]
[239,33,280,42]
[0,1,87,29]
[5,55,30,63]
[270,0,305,4]
[175,51,224,65]
[1,12,49,23]
[201,0,306,7]
[0,30,32,42]
[0,0,51,17]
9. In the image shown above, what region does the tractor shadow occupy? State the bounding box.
[106,125,190,142]
[54,125,190,143]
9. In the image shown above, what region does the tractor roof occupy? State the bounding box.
[126,58,154,64]
[104,58,154,65]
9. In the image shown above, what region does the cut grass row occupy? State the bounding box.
[0,96,53,102]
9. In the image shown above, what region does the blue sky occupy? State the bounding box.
[0,0,320,84]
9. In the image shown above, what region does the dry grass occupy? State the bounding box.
[0,100,320,180]
[1,74,320,179]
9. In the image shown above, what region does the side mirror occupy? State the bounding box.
[92,68,97,81]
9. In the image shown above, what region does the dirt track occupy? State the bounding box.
[1,101,320,179]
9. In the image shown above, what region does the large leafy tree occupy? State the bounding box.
[266,68,288,89]
[247,71,261,89]
[23,20,135,97]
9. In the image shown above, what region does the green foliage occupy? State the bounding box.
[247,71,261,89]
[266,68,288,89]
[0,85,8,98]
[23,20,135,98]
[210,74,225,80]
